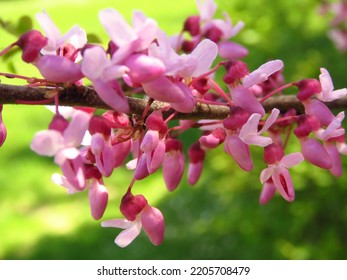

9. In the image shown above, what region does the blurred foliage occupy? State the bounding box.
[0,0,347,260]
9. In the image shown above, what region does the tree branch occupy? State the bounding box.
[0,83,346,120]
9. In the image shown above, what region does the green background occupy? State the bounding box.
[1,0,347,259]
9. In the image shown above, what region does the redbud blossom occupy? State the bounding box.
[188,142,205,185]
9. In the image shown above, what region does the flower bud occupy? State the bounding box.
[294,114,321,138]
[120,192,148,221]
[223,60,249,85]
[183,15,201,36]
[263,144,284,165]
[296,79,322,101]
[16,30,48,63]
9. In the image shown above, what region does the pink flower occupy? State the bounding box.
[35,10,87,57]
[81,46,129,112]
[102,192,164,247]
[230,86,265,116]
[239,108,280,146]
[31,110,91,189]
[88,178,109,220]
[318,68,347,102]
[260,144,304,202]
[99,9,158,64]
[242,60,284,88]
[163,139,185,191]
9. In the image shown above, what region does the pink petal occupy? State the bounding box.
[134,17,158,51]
[231,86,265,116]
[115,220,142,248]
[134,155,150,180]
[163,151,185,191]
[259,180,276,205]
[325,142,343,177]
[272,167,295,202]
[113,140,132,167]
[196,0,217,21]
[259,108,280,133]
[30,130,64,156]
[188,161,203,185]
[64,110,91,147]
[93,79,129,113]
[280,152,304,168]
[239,113,261,138]
[51,173,80,194]
[142,76,186,103]
[260,166,274,184]
[35,10,61,51]
[146,140,165,174]
[81,47,110,80]
[224,134,253,171]
[190,39,218,77]
[89,179,109,220]
[319,68,334,100]
[34,55,84,83]
[141,130,159,152]
[57,156,86,190]
[300,138,332,169]
[170,83,196,113]
[318,111,345,141]
[218,41,248,59]
[243,60,284,88]
[304,99,334,127]
[101,219,132,229]
[141,206,165,246]
[99,9,137,47]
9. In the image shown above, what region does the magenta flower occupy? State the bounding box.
[242,60,284,88]
[318,68,347,102]
[314,111,345,141]
[88,178,109,220]
[102,192,164,247]
[35,10,87,57]
[81,46,129,112]
[163,139,185,191]
[31,110,91,189]
[260,145,304,202]
[239,108,280,146]
[99,9,158,64]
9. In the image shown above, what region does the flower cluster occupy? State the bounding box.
[0,0,346,247]
[320,0,347,52]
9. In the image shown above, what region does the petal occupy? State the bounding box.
[114,220,142,248]
[93,79,129,113]
[141,206,165,246]
[325,142,343,177]
[81,47,110,80]
[35,10,61,51]
[260,166,274,183]
[231,86,265,116]
[64,110,91,147]
[101,219,132,229]
[304,99,334,127]
[51,173,80,194]
[218,41,248,59]
[259,180,276,205]
[243,60,284,88]
[241,134,273,147]
[146,140,165,174]
[89,179,109,220]
[196,0,217,21]
[163,151,185,191]
[224,134,253,171]
[141,130,159,152]
[190,39,218,77]
[272,167,295,202]
[280,152,304,168]
[301,138,332,169]
[259,108,280,134]
[30,130,64,156]
[319,68,334,98]
[99,8,137,47]
[188,161,203,185]
[239,113,262,138]
[34,55,84,83]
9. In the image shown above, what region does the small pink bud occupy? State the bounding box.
[181,40,197,53]
[294,115,321,138]
[16,30,48,63]
[183,15,201,36]
[223,106,251,131]
[103,111,129,128]
[120,192,148,221]
[296,79,322,101]
[263,144,284,165]
[187,142,205,185]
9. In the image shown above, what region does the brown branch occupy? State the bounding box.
[0,83,346,120]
